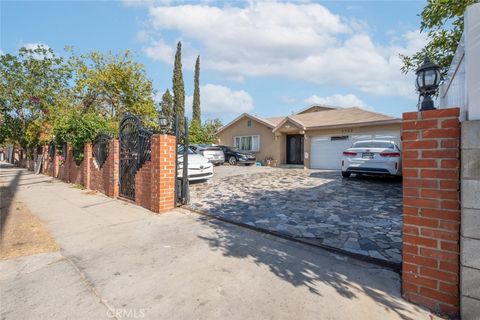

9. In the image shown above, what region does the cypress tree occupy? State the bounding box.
[160,89,174,130]
[192,55,201,124]
[172,41,185,134]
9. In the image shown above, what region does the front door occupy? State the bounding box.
[286,134,304,165]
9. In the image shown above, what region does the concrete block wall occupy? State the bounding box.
[460,120,480,319]
[401,108,461,317]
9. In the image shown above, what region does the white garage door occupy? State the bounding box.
[310,132,400,169]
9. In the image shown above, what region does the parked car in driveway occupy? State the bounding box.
[177,146,214,181]
[341,140,402,178]
[190,144,225,165]
[218,145,256,165]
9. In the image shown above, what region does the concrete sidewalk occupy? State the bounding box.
[0,164,437,320]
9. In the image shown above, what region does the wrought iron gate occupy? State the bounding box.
[119,113,152,200]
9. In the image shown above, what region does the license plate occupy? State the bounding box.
[362,152,374,159]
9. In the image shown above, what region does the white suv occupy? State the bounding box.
[341,140,402,178]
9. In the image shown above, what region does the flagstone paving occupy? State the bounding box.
[189,169,403,264]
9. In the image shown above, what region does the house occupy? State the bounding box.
[216,105,402,169]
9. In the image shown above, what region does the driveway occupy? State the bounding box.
[190,167,403,265]
[0,164,433,320]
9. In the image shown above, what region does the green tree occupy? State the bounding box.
[172,42,185,135]
[401,0,478,75]
[0,45,72,147]
[70,50,157,126]
[160,89,174,130]
[192,55,201,123]
[203,119,223,144]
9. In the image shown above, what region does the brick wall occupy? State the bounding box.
[402,108,461,317]
[89,139,119,197]
[134,134,176,213]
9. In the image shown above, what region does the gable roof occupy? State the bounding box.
[296,104,337,115]
[216,107,401,135]
[216,113,276,134]
[288,107,400,129]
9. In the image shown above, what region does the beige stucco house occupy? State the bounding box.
[216,105,402,169]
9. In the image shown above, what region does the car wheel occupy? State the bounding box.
[342,172,351,178]
[229,156,237,165]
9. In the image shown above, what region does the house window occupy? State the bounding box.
[247,120,252,127]
[234,135,260,152]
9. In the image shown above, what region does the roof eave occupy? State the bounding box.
[305,119,402,131]
[216,113,275,135]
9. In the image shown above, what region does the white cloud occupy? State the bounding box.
[185,84,253,117]
[304,93,373,110]
[140,2,426,98]
[143,38,173,64]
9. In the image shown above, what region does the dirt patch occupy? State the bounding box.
[0,181,58,260]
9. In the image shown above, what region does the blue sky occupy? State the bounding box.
[1,0,426,123]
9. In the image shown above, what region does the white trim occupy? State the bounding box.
[233,135,260,152]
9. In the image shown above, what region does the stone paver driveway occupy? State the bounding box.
[189,169,403,265]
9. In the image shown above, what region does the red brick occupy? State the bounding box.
[421,189,459,200]
[441,139,459,148]
[403,197,439,209]
[439,303,459,315]
[403,281,419,293]
[403,187,419,197]
[440,261,459,273]
[404,225,419,235]
[403,159,438,168]
[403,234,438,248]
[420,108,459,119]
[403,150,419,159]
[441,159,459,168]
[421,209,459,221]
[439,180,459,190]
[441,118,460,128]
[403,112,419,120]
[440,241,459,252]
[420,267,458,283]
[403,273,438,289]
[439,282,458,294]
[421,229,459,241]
[403,179,438,189]
[419,287,458,305]
[420,169,458,179]
[422,149,459,159]
[404,215,439,228]
[420,248,459,262]
[422,128,460,139]
[438,220,459,231]
[403,262,419,273]
[403,254,438,268]
[402,131,418,140]
[441,200,460,210]
[403,243,419,255]
[402,119,438,130]
[403,169,419,178]
[402,140,438,150]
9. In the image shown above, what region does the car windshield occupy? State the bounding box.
[353,141,395,149]
[178,146,196,154]
[228,147,241,152]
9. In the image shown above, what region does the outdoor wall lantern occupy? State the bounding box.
[415,56,442,111]
[158,112,168,133]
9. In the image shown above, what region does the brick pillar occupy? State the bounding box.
[402,107,461,317]
[84,143,92,189]
[150,134,176,213]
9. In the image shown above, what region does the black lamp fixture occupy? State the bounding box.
[158,111,168,132]
[415,56,442,111]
